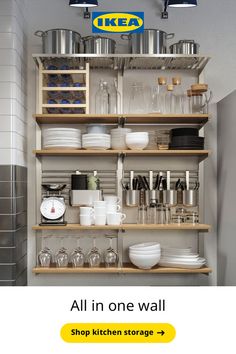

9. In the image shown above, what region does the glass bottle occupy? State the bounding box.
[157,77,167,113]
[95,81,110,114]
[164,85,175,113]
[129,82,145,114]
[172,77,184,114]
[109,79,122,114]
[88,171,100,190]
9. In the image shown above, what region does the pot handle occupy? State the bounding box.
[121,34,130,40]
[166,33,175,39]
[82,35,95,41]
[34,30,46,37]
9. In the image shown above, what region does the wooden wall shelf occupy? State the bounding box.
[32,264,212,275]
[32,223,211,232]
[34,113,209,126]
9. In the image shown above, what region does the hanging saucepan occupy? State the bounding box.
[34,29,82,54]
[121,29,175,54]
[83,35,116,54]
[169,40,200,55]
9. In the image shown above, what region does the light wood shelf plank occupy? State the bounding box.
[32,223,211,231]
[33,113,209,125]
[32,264,212,275]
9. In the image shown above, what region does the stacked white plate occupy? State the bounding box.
[110,128,132,150]
[129,242,161,269]
[82,133,111,150]
[159,247,206,269]
[43,128,81,149]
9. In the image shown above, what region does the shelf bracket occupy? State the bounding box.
[118,116,127,127]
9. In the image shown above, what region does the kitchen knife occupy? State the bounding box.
[154,174,159,190]
[167,170,171,190]
[130,171,134,190]
[143,176,150,190]
[149,171,153,190]
[186,171,190,190]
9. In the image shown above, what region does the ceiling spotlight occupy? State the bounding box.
[162,0,197,19]
[69,0,98,19]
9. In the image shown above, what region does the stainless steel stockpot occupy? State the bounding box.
[34,29,82,54]
[121,29,175,54]
[83,36,116,54]
[169,40,200,55]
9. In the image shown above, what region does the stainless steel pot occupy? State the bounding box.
[83,36,116,54]
[169,40,200,55]
[34,29,81,54]
[121,29,175,54]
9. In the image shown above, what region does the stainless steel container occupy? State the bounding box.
[83,36,116,54]
[121,29,174,54]
[145,190,163,206]
[34,29,81,54]
[169,40,200,55]
[183,190,198,207]
[163,190,177,206]
[125,190,140,207]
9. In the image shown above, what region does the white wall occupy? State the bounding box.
[217,90,236,286]
[0,0,27,167]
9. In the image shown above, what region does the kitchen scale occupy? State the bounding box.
[40,184,67,226]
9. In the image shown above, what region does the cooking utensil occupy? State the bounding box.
[183,190,198,207]
[143,176,150,191]
[149,171,153,190]
[130,171,134,190]
[158,173,163,190]
[137,175,146,190]
[162,179,167,190]
[125,190,140,207]
[121,29,175,54]
[35,29,81,54]
[133,178,138,191]
[166,171,171,190]
[83,35,116,54]
[154,174,159,190]
[186,171,190,191]
[175,179,181,190]
[169,40,200,55]
[42,184,66,191]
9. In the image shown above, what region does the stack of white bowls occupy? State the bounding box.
[129,242,161,269]
[43,127,81,149]
[159,247,206,269]
[82,133,111,150]
[126,132,149,150]
[110,128,132,150]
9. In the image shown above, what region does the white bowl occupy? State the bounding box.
[129,253,161,269]
[87,125,107,134]
[129,249,161,255]
[129,242,161,251]
[126,133,149,150]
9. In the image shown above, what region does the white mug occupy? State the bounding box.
[106,204,121,213]
[107,212,126,225]
[93,201,107,208]
[94,214,107,226]
[104,195,121,204]
[80,214,93,226]
[80,207,94,216]
[94,207,106,216]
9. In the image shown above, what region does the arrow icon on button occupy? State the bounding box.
[157,330,165,336]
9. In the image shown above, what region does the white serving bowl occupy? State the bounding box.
[129,253,161,269]
[126,132,149,150]
[87,125,107,134]
[129,249,161,256]
[129,242,161,251]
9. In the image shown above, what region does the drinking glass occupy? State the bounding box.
[55,238,69,267]
[104,235,119,268]
[70,237,85,267]
[87,237,102,268]
[137,205,147,224]
[38,237,52,267]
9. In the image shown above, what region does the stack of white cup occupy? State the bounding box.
[104,195,126,226]
[79,196,126,226]
[80,207,94,226]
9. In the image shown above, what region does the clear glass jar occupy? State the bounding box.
[137,205,147,224]
[95,81,110,114]
[148,199,157,224]
[172,77,184,114]
[157,203,165,224]
[164,85,175,113]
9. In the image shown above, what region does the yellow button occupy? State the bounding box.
[61,323,176,343]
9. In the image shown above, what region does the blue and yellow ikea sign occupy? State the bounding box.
[92,12,144,34]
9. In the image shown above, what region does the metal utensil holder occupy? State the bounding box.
[145,190,163,205]
[163,190,178,206]
[125,190,140,207]
[183,190,198,207]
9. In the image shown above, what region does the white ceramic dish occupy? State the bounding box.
[159,261,206,269]
[129,242,160,250]
[129,250,161,256]
[129,253,161,270]
[87,125,107,134]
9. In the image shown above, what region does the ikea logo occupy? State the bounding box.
[92,12,144,34]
